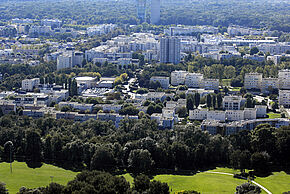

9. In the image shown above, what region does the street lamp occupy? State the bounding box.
[4,141,13,174]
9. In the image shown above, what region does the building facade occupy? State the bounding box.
[160,37,181,65]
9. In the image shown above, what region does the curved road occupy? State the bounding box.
[205,171,272,194]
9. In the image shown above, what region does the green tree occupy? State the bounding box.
[133,174,150,193]
[128,149,154,172]
[250,47,259,55]
[217,93,223,110]
[25,130,42,162]
[91,146,116,170]
[236,183,261,194]
[206,94,212,110]
[251,152,270,173]
[194,93,200,108]
[186,94,194,111]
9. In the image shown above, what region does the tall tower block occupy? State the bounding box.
[150,0,160,24]
[136,0,146,22]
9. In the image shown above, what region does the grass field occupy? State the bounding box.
[121,168,290,194]
[0,162,78,194]
[255,171,290,194]
[267,112,281,119]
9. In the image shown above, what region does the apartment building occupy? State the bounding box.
[279,90,290,108]
[244,73,262,90]
[22,78,40,91]
[160,37,181,65]
[150,76,170,89]
[184,73,203,88]
[261,78,278,92]
[222,96,244,110]
[278,69,290,90]
[170,70,187,86]
[57,51,84,70]
[202,79,219,90]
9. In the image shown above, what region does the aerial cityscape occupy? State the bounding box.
[0,0,289,193]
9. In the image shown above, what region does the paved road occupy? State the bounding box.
[205,171,272,194]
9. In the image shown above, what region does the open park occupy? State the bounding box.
[0,162,289,193]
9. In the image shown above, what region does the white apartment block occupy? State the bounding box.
[244,73,262,90]
[150,76,170,89]
[171,70,187,86]
[87,24,117,36]
[58,102,94,112]
[57,53,73,70]
[278,69,290,90]
[253,43,290,55]
[244,108,257,120]
[255,105,267,118]
[225,110,244,121]
[57,51,84,70]
[279,90,290,108]
[171,71,219,90]
[223,96,243,110]
[22,78,40,91]
[207,111,226,122]
[202,79,219,90]
[189,109,208,120]
[261,78,278,92]
[75,77,97,89]
[190,105,262,122]
[184,73,204,88]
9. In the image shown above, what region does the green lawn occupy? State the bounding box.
[0,162,78,194]
[121,168,290,194]
[267,112,281,119]
[153,172,246,193]
[255,171,290,194]
[231,87,241,92]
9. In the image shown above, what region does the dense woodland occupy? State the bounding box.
[0,0,289,32]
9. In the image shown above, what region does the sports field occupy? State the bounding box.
[0,162,78,194]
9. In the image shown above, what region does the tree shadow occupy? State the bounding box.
[25,160,43,168]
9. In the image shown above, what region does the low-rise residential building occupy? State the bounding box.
[207,111,226,122]
[96,77,116,88]
[23,109,45,118]
[202,79,219,90]
[75,77,97,89]
[225,110,244,121]
[184,73,203,88]
[279,90,290,108]
[261,78,278,92]
[201,118,290,135]
[244,108,257,120]
[171,70,187,86]
[255,105,267,118]
[0,100,16,114]
[150,76,170,89]
[243,54,265,62]
[189,109,207,120]
[278,69,290,90]
[244,73,263,90]
[223,96,244,110]
[22,78,40,91]
[58,102,94,112]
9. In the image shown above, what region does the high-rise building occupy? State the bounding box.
[160,37,181,65]
[136,0,146,22]
[150,0,160,24]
